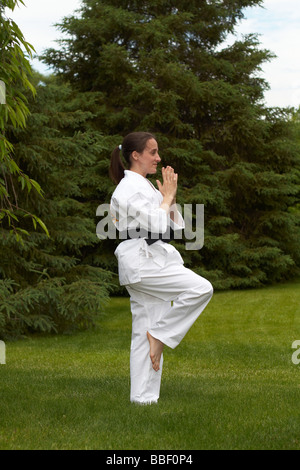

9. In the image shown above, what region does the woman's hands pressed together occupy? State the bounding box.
[157,166,179,215]
[157,166,178,203]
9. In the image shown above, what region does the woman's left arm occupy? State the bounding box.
[169,198,181,225]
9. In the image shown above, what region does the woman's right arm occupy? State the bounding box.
[113,166,180,235]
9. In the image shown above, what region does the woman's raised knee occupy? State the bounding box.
[189,279,213,299]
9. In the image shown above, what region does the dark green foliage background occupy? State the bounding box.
[1,0,300,338]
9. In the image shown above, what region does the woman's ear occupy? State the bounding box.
[131,151,139,162]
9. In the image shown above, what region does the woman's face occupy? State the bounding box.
[132,138,161,177]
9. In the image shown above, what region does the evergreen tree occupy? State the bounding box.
[0,0,47,239]
[41,0,300,289]
[0,73,114,339]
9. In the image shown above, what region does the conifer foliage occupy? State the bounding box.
[2,1,299,339]
[0,0,47,240]
[42,0,300,290]
[0,74,114,338]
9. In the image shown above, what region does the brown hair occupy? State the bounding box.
[109,131,156,184]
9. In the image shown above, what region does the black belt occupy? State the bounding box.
[118,228,175,246]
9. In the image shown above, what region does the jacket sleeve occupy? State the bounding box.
[127,192,168,234]
[169,205,185,231]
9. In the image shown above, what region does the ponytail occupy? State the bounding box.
[109,147,125,184]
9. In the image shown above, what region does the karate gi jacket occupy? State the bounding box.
[110,170,185,286]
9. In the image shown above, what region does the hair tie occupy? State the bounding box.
[119,145,122,151]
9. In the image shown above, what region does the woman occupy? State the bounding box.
[109,132,213,404]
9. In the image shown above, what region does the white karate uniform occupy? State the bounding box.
[110,170,213,404]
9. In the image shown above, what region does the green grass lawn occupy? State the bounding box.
[1,280,300,450]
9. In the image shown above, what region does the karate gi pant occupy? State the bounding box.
[125,247,213,405]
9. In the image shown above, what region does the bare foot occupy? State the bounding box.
[147,331,164,372]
